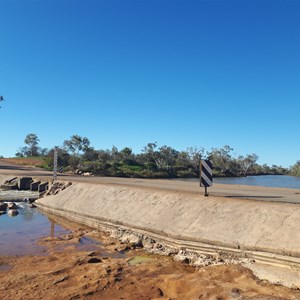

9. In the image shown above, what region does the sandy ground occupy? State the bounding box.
[1,160,300,299]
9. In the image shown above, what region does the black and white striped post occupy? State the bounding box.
[200,160,213,196]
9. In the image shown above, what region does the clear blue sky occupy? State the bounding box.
[0,0,299,167]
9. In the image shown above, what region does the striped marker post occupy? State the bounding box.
[200,160,213,196]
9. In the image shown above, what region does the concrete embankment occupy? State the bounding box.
[36,181,300,265]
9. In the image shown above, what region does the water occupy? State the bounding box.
[177,175,300,189]
[214,175,300,189]
[128,255,154,266]
[0,201,70,256]
[0,191,125,257]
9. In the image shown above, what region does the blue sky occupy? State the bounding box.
[0,0,299,167]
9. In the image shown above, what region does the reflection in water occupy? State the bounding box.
[51,221,54,239]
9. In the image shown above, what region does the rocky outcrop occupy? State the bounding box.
[109,227,252,268]
[41,182,72,198]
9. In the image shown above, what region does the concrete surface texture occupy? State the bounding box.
[36,181,300,258]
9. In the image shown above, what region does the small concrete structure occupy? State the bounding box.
[0,183,18,190]
[38,182,49,193]
[18,177,33,190]
[30,181,41,191]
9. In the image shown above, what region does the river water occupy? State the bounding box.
[214,175,300,189]
[178,175,300,189]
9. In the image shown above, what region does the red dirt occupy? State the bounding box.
[0,223,299,300]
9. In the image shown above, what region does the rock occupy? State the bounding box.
[65,182,72,188]
[87,251,101,257]
[231,288,240,298]
[7,209,19,217]
[7,202,18,209]
[45,182,72,197]
[120,232,143,247]
[0,203,8,211]
[82,172,93,176]
[53,276,68,285]
[87,257,102,264]
[174,251,190,263]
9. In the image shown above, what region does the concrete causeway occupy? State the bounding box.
[34,179,300,287]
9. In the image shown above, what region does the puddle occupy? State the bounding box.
[0,193,130,259]
[0,201,70,256]
[128,255,154,266]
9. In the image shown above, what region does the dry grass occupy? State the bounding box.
[1,157,45,167]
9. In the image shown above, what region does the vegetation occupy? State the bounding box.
[12,133,294,178]
[290,161,300,177]
[16,133,48,157]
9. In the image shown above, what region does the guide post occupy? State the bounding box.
[53,146,58,182]
[200,160,213,196]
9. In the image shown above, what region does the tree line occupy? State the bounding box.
[15,133,292,178]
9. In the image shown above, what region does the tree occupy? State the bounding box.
[119,147,133,160]
[290,161,300,176]
[207,145,233,175]
[63,135,91,156]
[142,142,178,173]
[186,146,205,175]
[24,133,40,156]
[45,147,70,168]
[157,145,178,173]
[97,149,112,163]
[237,154,259,176]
